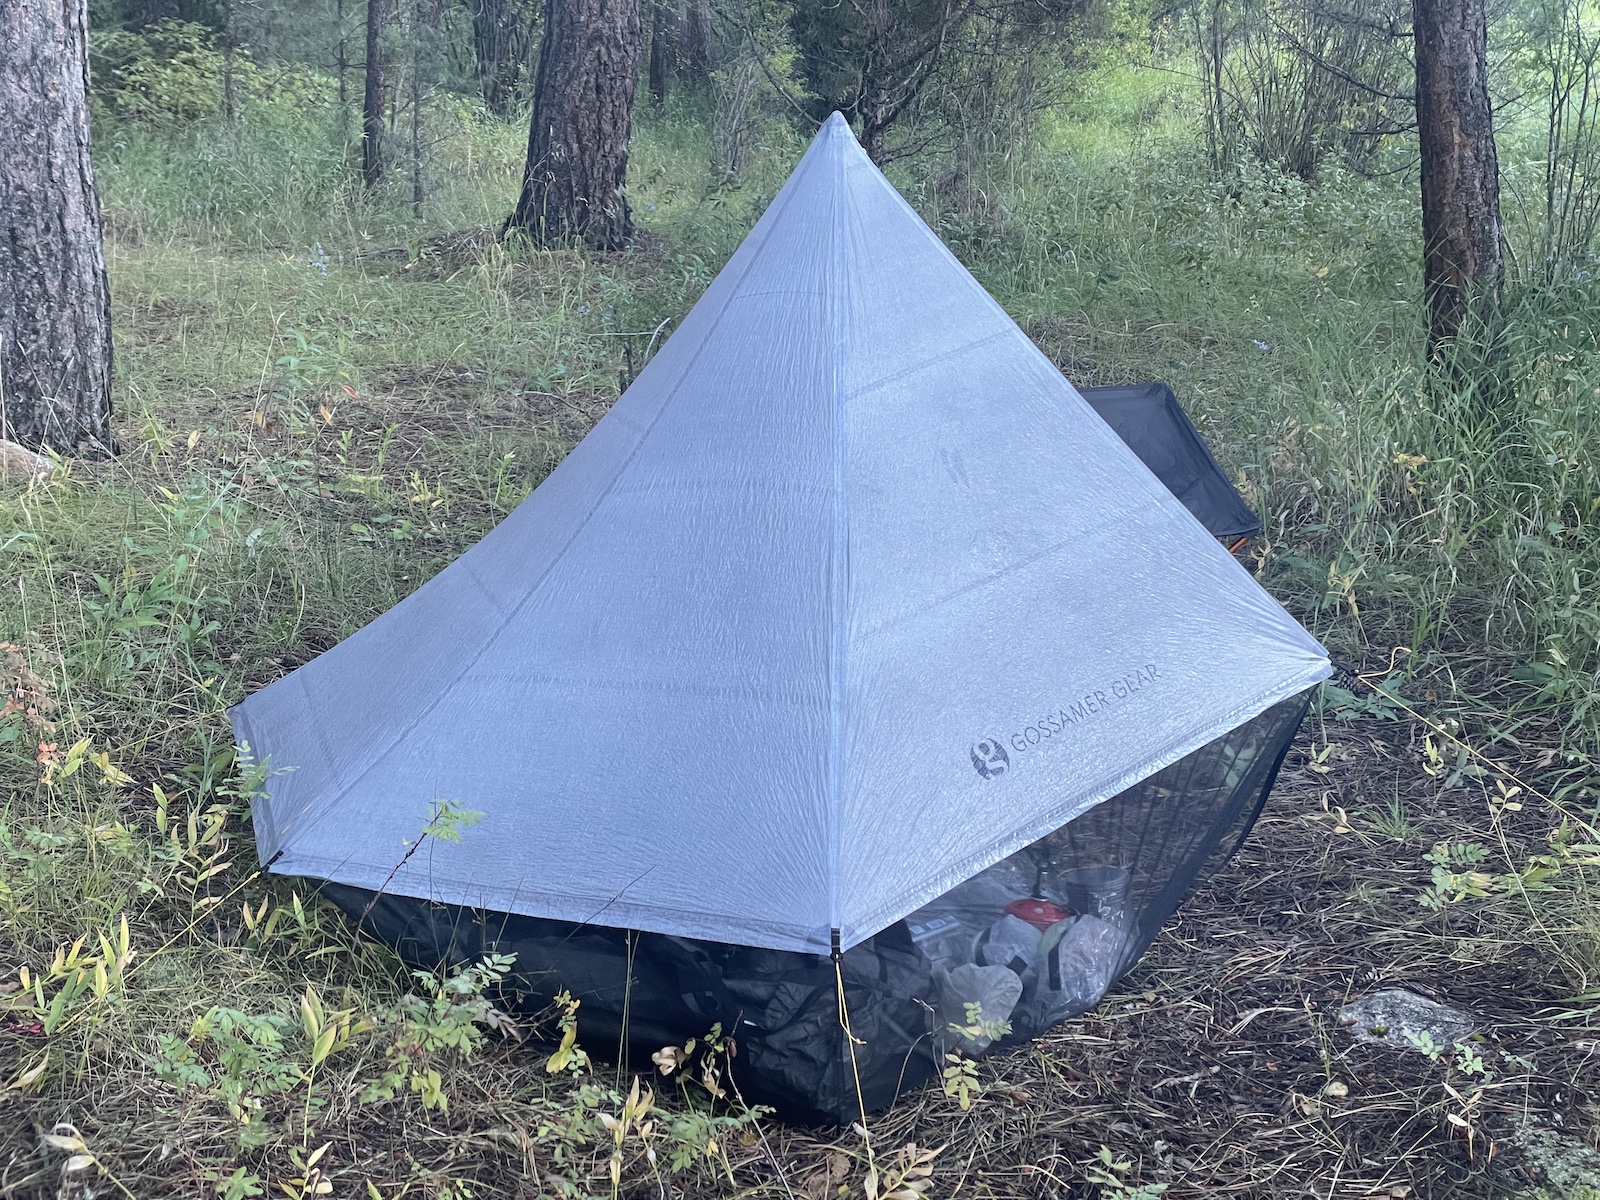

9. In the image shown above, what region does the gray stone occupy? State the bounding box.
[1336,988,1475,1051]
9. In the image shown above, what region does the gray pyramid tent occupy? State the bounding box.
[232,113,1329,1122]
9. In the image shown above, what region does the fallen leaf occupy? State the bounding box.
[8,1050,49,1090]
[40,1131,87,1154]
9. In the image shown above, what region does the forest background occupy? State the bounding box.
[2,0,1600,1193]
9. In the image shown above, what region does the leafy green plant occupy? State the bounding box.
[1421,735,1488,788]
[81,553,223,678]
[206,1167,265,1200]
[1316,676,1407,722]
[545,988,592,1075]
[598,1076,658,1197]
[863,1141,941,1200]
[89,21,228,122]
[1085,1145,1167,1199]
[360,953,516,1112]
[4,915,135,1038]
[941,1001,1012,1109]
[1418,841,1495,909]
[153,1006,306,1147]
[648,1022,771,1179]
[279,1140,336,1199]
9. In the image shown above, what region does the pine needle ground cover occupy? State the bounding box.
[1,82,1598,1198]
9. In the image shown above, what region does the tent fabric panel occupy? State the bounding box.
[840,351,1206,642]
[833,330,1327,949]
[238,560,514,857]
[260,632,838,952]
[235,101,842,868]
[836,151,1020,403]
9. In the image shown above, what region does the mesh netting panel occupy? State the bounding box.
[907,691,1309,1054]
[321,691,1309,1123]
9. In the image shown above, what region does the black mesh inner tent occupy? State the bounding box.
[324,692,1310,1124]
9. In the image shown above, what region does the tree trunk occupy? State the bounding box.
[411,34,424,215]
[1412,0,1503,353]
[647,0,675,103]
[470,0,538,117]
[0,0,114,455]
[221,0,239,122]
[861,110,888,165]
[506,0,641,249]
[410,0,444,216]
[678,0,709,81]
[337,0,350,105]
[363,0,389,186]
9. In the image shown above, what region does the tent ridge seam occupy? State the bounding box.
[847,327,1011,402]
[825,127,850,933]
[854,531,1081,646]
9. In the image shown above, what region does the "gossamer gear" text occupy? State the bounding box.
[1005,662,1160,756]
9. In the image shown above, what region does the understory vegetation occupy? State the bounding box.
[2,37,1600,1200]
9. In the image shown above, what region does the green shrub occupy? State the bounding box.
[90,20,229,123]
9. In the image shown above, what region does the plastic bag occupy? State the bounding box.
[1014,914,1128,1032]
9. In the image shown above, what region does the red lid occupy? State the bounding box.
[1004,898,1072,931]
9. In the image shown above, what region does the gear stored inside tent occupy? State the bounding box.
[231,112,1330,1123]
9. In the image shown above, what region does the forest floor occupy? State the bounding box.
[4,96,1600,1199]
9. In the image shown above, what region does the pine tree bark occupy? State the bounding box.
[470,0,538,117]
[506,0,641,249]
[0,0,114,455]
[1412,0,1503,352]
[362,0,389,186]
[337,0,350,105]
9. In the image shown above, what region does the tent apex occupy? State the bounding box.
[822,111,853,137]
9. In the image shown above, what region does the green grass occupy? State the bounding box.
[1,63,1598,1198]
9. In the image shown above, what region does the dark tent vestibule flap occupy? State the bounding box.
[1077,380,1263,541]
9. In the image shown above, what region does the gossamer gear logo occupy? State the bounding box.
[969,662,1162,779]
[970,739,1011,779]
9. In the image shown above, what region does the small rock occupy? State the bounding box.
[1336,988,1474,1051]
